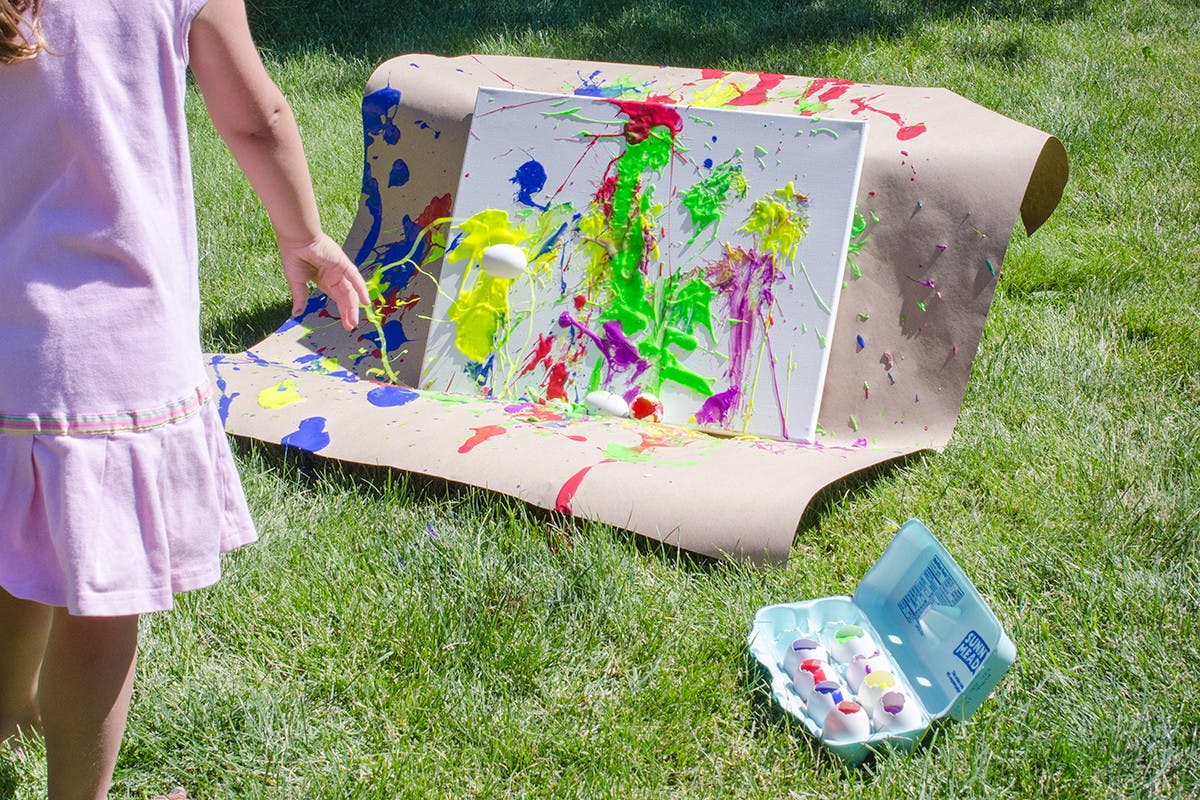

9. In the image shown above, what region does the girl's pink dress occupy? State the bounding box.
[0,0,258,615]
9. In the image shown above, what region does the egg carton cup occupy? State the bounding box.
[747,519,1016,766]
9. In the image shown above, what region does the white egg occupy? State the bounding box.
[480,243,528,279]
[782,637,827,683]
[806,679,846,723]
[855,669,897,711]
[821,700,872,742]
[789,658,833,703]
[845,652,890,692]
[871,690,925,733]
[828,623,877,664]
[584,390,630,418]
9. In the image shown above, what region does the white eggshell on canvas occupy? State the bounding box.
[480,243,528,279]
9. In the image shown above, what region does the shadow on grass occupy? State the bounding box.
[230,436,925,570]
[247,0,1088,67]
[232,435,729,570]
[0,755,17,800]
[203,300,293,355]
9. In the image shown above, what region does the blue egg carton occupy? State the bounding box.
[748,518,1016,765]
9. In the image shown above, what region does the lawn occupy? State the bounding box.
[3,0,1198,798]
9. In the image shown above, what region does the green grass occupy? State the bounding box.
[5,1,1200,797]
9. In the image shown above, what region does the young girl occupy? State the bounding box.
[0,0,370,796]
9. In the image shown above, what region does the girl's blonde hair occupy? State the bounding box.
[1,0,44,64]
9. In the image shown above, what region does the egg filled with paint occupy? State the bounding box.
[480,243,528,279]
[871,690,925,733]
[630,393,664,422]
[855,669,897,711]
[806,679,845,722]
[845,652,890,692]
[829,623,876,663]
[821,700,872,742]
[791,658,833,702]
[782,637,827,683]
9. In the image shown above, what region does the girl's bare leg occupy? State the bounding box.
[39,608,139,800]
[0,587,51,745]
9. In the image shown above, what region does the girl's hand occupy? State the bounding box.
[280,234,371,332]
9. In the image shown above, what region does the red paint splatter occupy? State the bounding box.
[545,362,569,401]
[803,77,855,104]
[849,94,927,140]
[525,405,565,422]
[727,73,786,106]
[573,294,587,311]
[700,68,728,80]
[519,333,554,377]
[555,460,614,513]
[608,99,684,143]
[415,193,453,228]
[458,425,506,453]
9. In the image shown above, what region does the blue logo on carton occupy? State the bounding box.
[953,630,990,674]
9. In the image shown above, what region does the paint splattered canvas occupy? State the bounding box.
[418,88,867,441]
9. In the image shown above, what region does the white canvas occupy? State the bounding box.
[420,88,867,441]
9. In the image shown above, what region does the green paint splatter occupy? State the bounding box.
[679,159,747,244]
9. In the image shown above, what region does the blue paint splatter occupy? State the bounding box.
[276,294,328,333]
[208,355,240,426]
[281,416,331,453]
[388,158,410,187]
[572,69,644,98]
[703,158,713,169]
[360,319,408,353]
[511,159,550,211]
[356,86,403,265]
[367,385,420,407]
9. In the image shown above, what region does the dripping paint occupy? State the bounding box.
[420,89,867,442]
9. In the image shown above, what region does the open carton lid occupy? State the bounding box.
[853,519,1016,721]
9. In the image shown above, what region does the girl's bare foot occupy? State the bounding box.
[153,788,187,800]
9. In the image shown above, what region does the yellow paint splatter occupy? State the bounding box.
[691,78,746,108]
[257,378,305,409]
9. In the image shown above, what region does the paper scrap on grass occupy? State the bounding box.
[207,55,1067,563]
